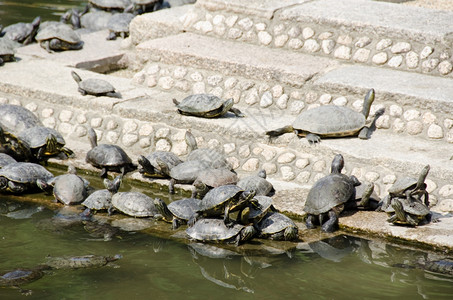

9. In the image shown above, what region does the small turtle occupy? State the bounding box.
[237,169,275,196]
[35,23,83,53]
[137,151,183,179]
[266,89,376,144]
[192,168,238,199]
[188,184,256,227]
[89,0,133,11]
[106,12,135,40]
[0,265,51,295]
[238,195,276,225]
[131,0,161,13]
[186,218,256,245]
[0,153,16,168]
[71,71,118,98]
[304,154,360,233]
[385,197,431,226]
[86,128,136,178]
[154,197,200,229]
[0,104,43,144]
[37,166,90,205]
[81,10,113,31]
[185,130,232,170]
[1,16,41,45]
[16,126,74,162]
[82,175,122,215]
[173,94,244,118]
[111,191,158,217]
[0,162,54,194]
[45,254,122,269]
[0,39,16,65]
[347,181,381,211]
[158,159,210,194]
[256,212,299,241]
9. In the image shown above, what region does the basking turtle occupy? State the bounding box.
[37,166,89,205]
[106,12,135,40]
[158,159,210,194]
[237,169,275,196]
[256,212,299,241]
[188,185,256,227]
[304,154,360,233]
[71,71,118,98]
[111,191,158,217]
[81,175,122,215]
[381,165,430,211]
[89,0,132,11]
[154,197,200,229]
[16,126,74,162]
[185,130,232,170]
[0,39,15,65]
[173,94,244,118]
[347,181,381,211]
[238,195,276,225]
[80,10,113,31]
[36,23,83,53]
[45,254,122,269]
[385,197,431,226]
[131,0,161,12]
[192,168,238,199]
[186,218,256,245]
[0,153,16,168]
[0,162,54,194]
[0,265,51,295]
[1,16,41,44]
[0,104,43,144]
[137,151,183,179]
[85,128,136,178]
[266,89,376,143]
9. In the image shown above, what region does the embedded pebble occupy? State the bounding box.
[438,61,453,75]
[25,103,38,112]
[439,185,453,197]
[427,124,443,139]
[337,35,352,45]
[207,139,220,149]
[288,26,301,38]
[273,24,285,35]
[318,32,333,40]
[224,77,238,89]
[242,158,260,171]
[425,179,437,194]
[194,21,213,33]
[260,91,273,108]
[387,55,403,68]
[372,52,388,65]
[296,171,311,183]
[59,110,73,122]
[225,15,238,27]
[288,38,303,49]
[106,131,119,143]
[302,27,315,39]
[389,105,403,117]
[406,121,423,135]
[58,123,72,135]
[420,46,434,59]
[280,166,296,181]
[123,121,138,133]
[382,174,396,184]
[277,152,296,164]
[422,58,440,72]
[173,67,187,79]
[333,97,347,106]
[212,15,225,26]
[106,120,118,131]
[146,76,157,88]
[305,92,318,104]
[321,40,335,54]
[155,139,171,152]
[172,141,188,156]
[436,199,453,213]
[175,80,190,92]
[392,118,405,133]
[262,163,277,175]
[376,39,392,51]
[210,87,223,98]
[403,109,420,121]
[90,117,103,128]
[355,36,371,48]
[122,133,139,147]
[375,115,390,129]
[139,137,151,148]
[227,157,240,170]
[255,23,266,31]
[193,82,206,94]
[444,119,453,129]
[238,18,253,31]
[274,34,289,47]
[296,158,310,169]
[156,128,170,138]
[334,46,352,60]
[405,51,419,68]
[365,172,379,182]
[224,89,241,103]
[290,90,303,100]
[139,124,153,136]
[258,31,272,45]
[303,39,320,53]
[75,125,87,137]
[391,42,411,54]
[312,160,326,172]
[353,48,370,62]
[440,51,451,60]
[422,112,436,124]
[239,145,250,158]
[42,108,54,118]
[319,94,332,105]
[76,114,87,124]
[207,75,223,86]
[271,85,283,98]
[228,28,242,39]
[261,149,276,161]
[289,101,305,114]
[252,147,263,155]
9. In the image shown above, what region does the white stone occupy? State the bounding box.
[190,72,203,82]
[106,120,118,130]
[273,24,285,35]
[353,48,370,62]
[258,83,270,94]
[8,99,20,106]
[274,34,288,47]
[276,94,289,109]
[436,199,453,212]
[355,36,372,48]
[405,51,419,69]
[376,39,392,51]
[261,148,276,161]
[75,125,87,137]
[421,112,436,124]
[123,120,138,133]
[225,15,238,27]
[175,80,190,92]
[122,133,138,147]
[333,97,347,106]
[58,123,72,135]
[212,15,225,25]
[171,130,186,141]
[295,158,310,169]
[319,94,332,105]
[132,71,145,84]
[242,158,259,171]
[59,110,73,122]
[173,67,187,79]
[427,124,443,139]
[255,23,266,31]
[146,64,160,75]
[90,117,103,128]
[290,91,303,100]
[139,137,151,148]
[146,76,157,88]
[372,52,388,65]
[156,127,170,138]
[25,103,37,112]
[227,157,240,170]
[0,97,8,104]
[238,18,253,31]
[41,108,54,118]
[224,89,241,103]
[252,147,263,156]
[447,129,453,143]
[382,174,396,184]
[214,24,226,36]
[296,171,311,183]
[403,109,420,121]
[239,145,250,158]
[439,185,453,197]
[224,77,238,89]
[139,124,153,136]
[106,131,119,143]
[223,143,236,154]
[321,40,335,54]
[439,60,453,75]
[302,27,315,39]
[334,46,352,60]
[365,172,380,182]
[227,28,242,39]
[440,51,451,60]
[280,166,296,181]
[305,92,317,104]
[422,58,440,72]
[337,35,352,45]
[194,21,213,33]
[262,163,277,175]
[271,85,283,98]
[392,118,405,133]
[260,91,273,108]
[375,114,390,129]
[172,141,188,156]
[287,26,301,38]
[389,105,403,117]
[76,114,87,124]
[352,99,363,112]
[391,42,411,54]
[318,32,333,40]
[207,75,223,86]
[302,39,320,53]
[420,46,434,59]
[155,139,171,152]
[244,88,259,105]
[312,160,326,172]
[288,38,303,49]
[193,82,206,94]
[207,139,220,149]
[289,101,305,114]
[406,121,423,135]
[258,31,272,45]
[444,119,453,129]
[387,55,403,68]
[240,81,255,91]
[277,152,296,164]
[210,87,223,98]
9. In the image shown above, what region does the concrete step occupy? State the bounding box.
[130,0,453,78]
[1,59,452,216]
[134,32,453,144]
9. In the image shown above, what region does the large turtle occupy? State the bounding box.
[185,130,232,170]
[137,151,183,179]
[71,71,118,98]
[256,211,299,241]
[85,128,136,178]
[106,11,135,40]
[237,169,275,196]
[111,191,158,217]
[266,89,376,144]
[186,218,256,245]
[45,254,122,269]
[35,23,83,53]
[385,197,431,226]
[80,10,113,31]
[0,153,16,168]
[1,16,41,45]
[188,185,256,227]
[89,0,132,11]
[304,154,360,233]
[81,175,122,215]
[192,168,238,199]
[0,162,54,194]
[0,104,43,145]
[238,195,276,225]
[173,94,244,118]
[0,265,51,295]
[154,197,200,229]
[158,159,211,194]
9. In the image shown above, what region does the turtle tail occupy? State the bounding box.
[265,125,295,137]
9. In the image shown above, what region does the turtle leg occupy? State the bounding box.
[169,178,176,194]
[172,218,182,230]
[8,181,26,194]
[187,212,200,227]
[78,87,87,95]
[358,126,369,139]
[224,204,234,228]
[305,214,316,229]
[387,213,398,224]
[321,210,339,233]
[99,168,108,178]
[306,133,321,144]
[405,214,419,226]
[229,107,245,117]
[107,31,117,40]
[391,198,407,223]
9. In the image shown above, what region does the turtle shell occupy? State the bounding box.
[175,94,227,116]
[293,105,366,137]
[304,173,356,214]
[53,174,87,205]
[36,23,81,44]
[186,218,246,242]
[107,12,134,33]
[2,17,39,43]
[17,126,66,149]
[0,41,15,62]
[143,151,183,175]
[195,168,238,188]
[45,254,121,269]
[257,212,298,239]
[79,78,116,95]
[247,195,274,222]
[0,104,43,137]
[132,0,159,4]
[187,148,232,169]
[0,267,48,287]
[199,185,244,215]
[0,162,53,185]
[0,153,17,168]
[81,11,112,31]
[86,144,132,168]
[385,197,430,217]
[111,192,158,217]
[388,177,418,195]
[82,189,113,210]
[169,160,208,183]
[89,0,132,9]
[167,197,200,221]
[237,173,274,196]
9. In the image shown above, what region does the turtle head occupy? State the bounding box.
[36,178,53,194]
[362,88,375,119]
[192,179,208,199]
[137,155,155,175]
[153,198,173,221]
[330,154,344,174]
[185,130,198,152]
[240,225,256,243]
[257,169,267,179]
[155,157,171,176]
[32,16,41,28]
[44,134,59,156]
[71,71,82,84]
[0,177,8,191]
[104,175,122,194]
[284,226,299,241]
[87,128,98,149]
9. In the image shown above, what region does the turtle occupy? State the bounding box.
[304,154,360,233]
[60,6,89,29]
[238,195,277,225]
[35,23,83,53]
[137,151,183,179]
[192,168,238,199]
[1,16,41,45]
[37,165,90,205]
[89,0,133,11]
[186,218,256,245]
[256,212,299,241]
[173,94,244,118]
[380,165,430,211]
[71,71,118,97]
[131,0,162,13]
[45,254,122,269]
[158,159,211,194]
[111,191,159,217]
[188,184,257,227]
[16,126,74,162]
[385,196,431,226]
[0,265,51,295]
[106,11,135,40]
[154,197,200,229]
[0,104,43,144]
[0,39,16,65]
[237,169,275,196]
[0,153,16,168]
[80,10,113,31]
[347,181,382,211]
[81,175,122,215]
[0,162,54,194]
[85,128,136,178]
[266,88,376,144]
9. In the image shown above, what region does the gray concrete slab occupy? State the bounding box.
[136,32,339,88]
[16,30,126,72]
[277,0,453,44]
[196,0,310,19]
[315,65,453,113]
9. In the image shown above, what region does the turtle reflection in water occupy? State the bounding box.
[0,265,50,295]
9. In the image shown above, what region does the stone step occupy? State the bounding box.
[131,0,453,78]
[134,32,453,144]
[1,59,452,215]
